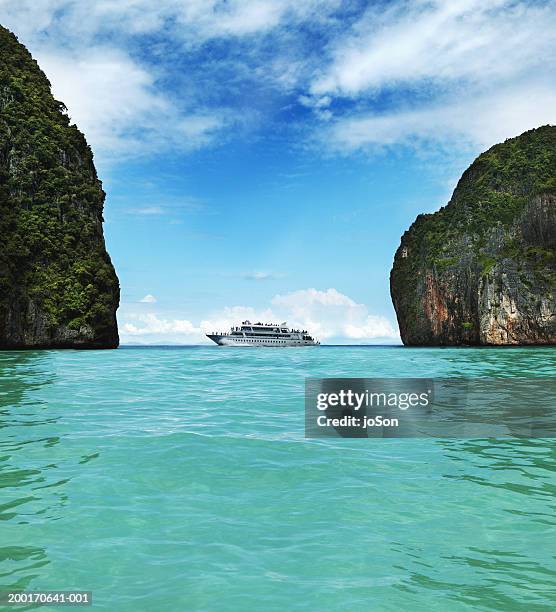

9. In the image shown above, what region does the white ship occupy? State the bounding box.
[207,321,320,346]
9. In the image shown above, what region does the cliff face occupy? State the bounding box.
[0,26,119,348]
[390,126,556,346]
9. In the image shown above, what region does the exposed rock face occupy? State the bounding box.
[390,126,556,346]
[0,26,119,348]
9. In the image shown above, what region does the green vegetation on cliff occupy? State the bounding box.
[405,126,556,267]
[0,25,119,347]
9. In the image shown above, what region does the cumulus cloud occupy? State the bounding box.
[139,294,157,303]
[122,313,197,336]
[120,288,399,344]
[271,288,397,340]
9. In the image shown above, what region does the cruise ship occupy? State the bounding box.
[207,321,320,346]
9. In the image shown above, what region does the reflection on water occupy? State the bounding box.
[0,546,49,592]
[0,347,554,610]
[441,438,556,503]
[437,346,556,378]
[0,352,57,591]
[433,438,556,609]
[383,436,556,610]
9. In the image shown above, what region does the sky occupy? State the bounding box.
[0,0,555,344]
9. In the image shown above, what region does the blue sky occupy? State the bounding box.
[1,0,555,343]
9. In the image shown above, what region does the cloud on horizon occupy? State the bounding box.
[120,287,399,344]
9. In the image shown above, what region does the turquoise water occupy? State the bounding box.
[1,346,555,611]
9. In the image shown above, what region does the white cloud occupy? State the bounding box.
[273,287,354,308]
[130,207,165,216]
[175,115,224,143]
[122,313,197,336]
[326,82,556,152]
[120,288,399,344]
[306,0,556,151]
[180,0,285,38]
[35,48,227,160]
[0,0,63,41]
[139,294,157,303]
[125,197,206,217]
[271,288,397,341]
[38,48,164,153]
[311,0,554,97]
[242,271,284,280]
[165,0,342,43]
[298,94,333,121]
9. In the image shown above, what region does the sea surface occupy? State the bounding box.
[0,346,555,611]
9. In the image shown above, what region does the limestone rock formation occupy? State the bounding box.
[390,126,556,346]
[0,25,119,348]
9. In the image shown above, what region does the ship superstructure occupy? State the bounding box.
[207,321,319,346]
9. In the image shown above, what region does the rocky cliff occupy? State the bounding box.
[390,126,556,346]
[0,26,119,348]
